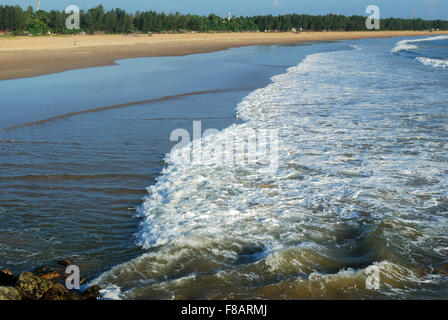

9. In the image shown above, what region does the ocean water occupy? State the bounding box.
[392,35,448,68]
[1,36,448,299]
[0,42,341,275]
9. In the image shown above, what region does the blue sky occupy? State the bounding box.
[1,0,447,20]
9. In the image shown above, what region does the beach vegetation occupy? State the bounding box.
[0,5,447,35]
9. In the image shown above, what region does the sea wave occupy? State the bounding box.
[391,35,448,53]
[93,43,448,299]
[415,57,448,68]
[349,44,362,51]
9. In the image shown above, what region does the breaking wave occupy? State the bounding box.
[415,57,448,68]
[92,42,448,299]
[391,35,448,53]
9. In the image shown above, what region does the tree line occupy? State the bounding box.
[1,4,447,35]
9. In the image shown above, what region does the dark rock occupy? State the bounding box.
[15,272,55,300]
[58,259,72,266]
[437,262,448,276]
[35,266,49,274]
[0,269,17,286]
[1,268,14,276]
[0,286,21,300]
[40,270,62,281]
[41,283,76,301]
[81,285,101,300]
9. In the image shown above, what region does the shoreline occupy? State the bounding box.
[1,31,447,80]
[1,31,448,301]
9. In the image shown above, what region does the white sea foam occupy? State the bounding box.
[416,57,448,68]
[391,42,418,53]
[96,43,448,299]
[391,35,448,53]
[349,45,362,51]
[99,285,123,300]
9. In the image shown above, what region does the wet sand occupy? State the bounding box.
[0,31,446,80]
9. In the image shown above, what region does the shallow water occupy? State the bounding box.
[0,42,340,275]
[1,37,447,299]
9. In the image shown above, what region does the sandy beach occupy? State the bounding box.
[0,31,446,80]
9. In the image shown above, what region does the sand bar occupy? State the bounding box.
[0,31,447,80]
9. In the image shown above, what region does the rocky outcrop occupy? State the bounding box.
[40,270,62,281]
[41,283,77,301]
[81,285,101,300]
[15,272,56,300]
[57,259,72,266]
[35,266,50,275]
[0,286,22,300]
[0,259,101,300]
[437,262,448,277]
[0,269,17,286]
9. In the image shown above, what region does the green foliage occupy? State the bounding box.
[0,5,447,35]
[27,18,49,35]
[0,5,27,32]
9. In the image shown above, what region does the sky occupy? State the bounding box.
[1,0,447,20]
